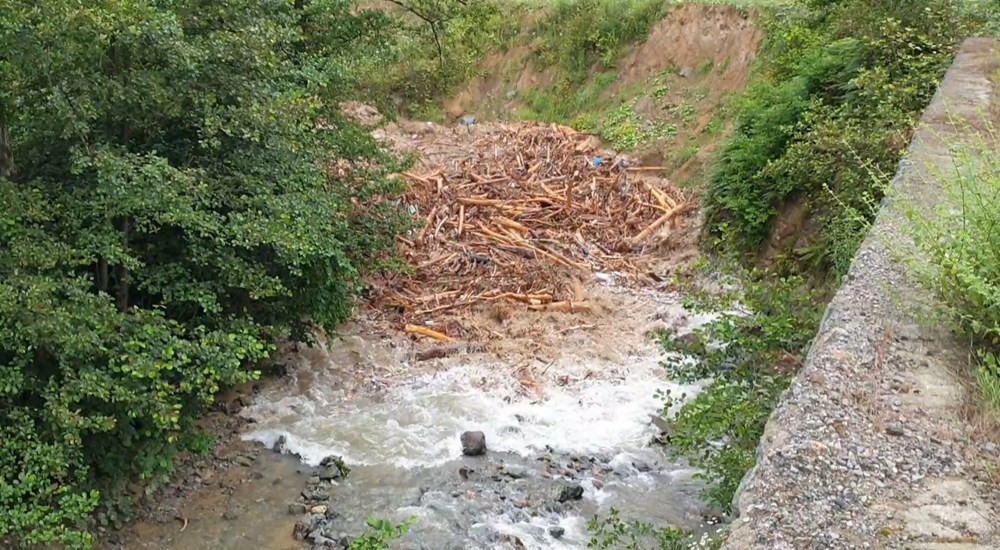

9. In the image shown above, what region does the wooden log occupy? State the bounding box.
[405,324,454,342]
[495,216,530,234]
[642,179,676,209]
[631,204,686,244]
[528,301,594,313]
[415,342,485,361]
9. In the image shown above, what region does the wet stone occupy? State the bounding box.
[318,456,349,480]
[557,483,584,503]
[288,502,308,515]
[302,487,331,502]
[461,431,487,456]
[549,526,566,539]
[501,464,530,479]
[294,514,324,541]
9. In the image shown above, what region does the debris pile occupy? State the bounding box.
[370,122,692,331]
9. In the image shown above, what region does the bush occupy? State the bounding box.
[351,0,517,116]
[0,1,406,547]
[908,137,1000,417]
[587,508,691,550]
[658,263,823,511]
[703,0,970,277]
[535,0,664,84]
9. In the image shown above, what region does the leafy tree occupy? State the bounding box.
[0,1,405,547]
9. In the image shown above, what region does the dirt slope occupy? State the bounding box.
[443,3,761,186]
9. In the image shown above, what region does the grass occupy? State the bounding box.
[907,130,1000,425]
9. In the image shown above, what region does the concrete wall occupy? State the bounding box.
[722,38,999,550]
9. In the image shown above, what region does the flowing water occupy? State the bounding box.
[117,284,718,550]
[233,294,716,550]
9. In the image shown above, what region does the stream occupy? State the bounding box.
[233,296,716,550]
[116,285,718,550]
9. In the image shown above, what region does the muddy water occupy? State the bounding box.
[229,295,715,550]
[246,361,704,548]
[126,285,716,550]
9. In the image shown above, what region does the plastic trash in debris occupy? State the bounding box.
[592,156,603,167]
[460,115,477,126]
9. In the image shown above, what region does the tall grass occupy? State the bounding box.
[908,130,1000,417]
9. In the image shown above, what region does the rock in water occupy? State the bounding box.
[461,431,487,456]
[549,526,566,539]
[318,455,350,480]
[556,484,584,503]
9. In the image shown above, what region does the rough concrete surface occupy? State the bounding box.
[723,38,1000,550]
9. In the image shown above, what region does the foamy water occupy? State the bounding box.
[239,297,717,549]
[244,353,699,469]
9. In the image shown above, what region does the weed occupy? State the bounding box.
[906,133,1000,422]
[348,516,414,550]
[703,0,972,279]
[587,508,692,550]
[658,262,823,511]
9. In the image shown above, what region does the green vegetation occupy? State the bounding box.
[587,508,695,550]
[659,263,822,510]
[535,0,665,83]
[704,0,973,277]
[0,1,407,547]
[908,135,1000,420]
[348,516,415,550]
[351,0,517,116]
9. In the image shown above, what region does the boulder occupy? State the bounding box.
[318,455,350,480]
[461,431,487,456]
[556,484,584,503]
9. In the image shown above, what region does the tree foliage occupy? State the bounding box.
[703,0,971,277]
[0,1,405,547]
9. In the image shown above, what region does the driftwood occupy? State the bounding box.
[404,324,453,342]
[369,123,689,327]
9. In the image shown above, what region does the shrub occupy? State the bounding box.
[703,0,970,278]
[535,0,664,84]
[352,0,517,116]
[0,1,406,546]
[658,263,823,511]
[907,136,1000,417]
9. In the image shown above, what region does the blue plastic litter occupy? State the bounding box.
[592,156,602,166]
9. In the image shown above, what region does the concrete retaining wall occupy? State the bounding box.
[722,38,999,550]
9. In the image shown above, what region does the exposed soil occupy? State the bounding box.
[443,3,761,186]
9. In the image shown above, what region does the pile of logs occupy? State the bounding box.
[369,123,690,330]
